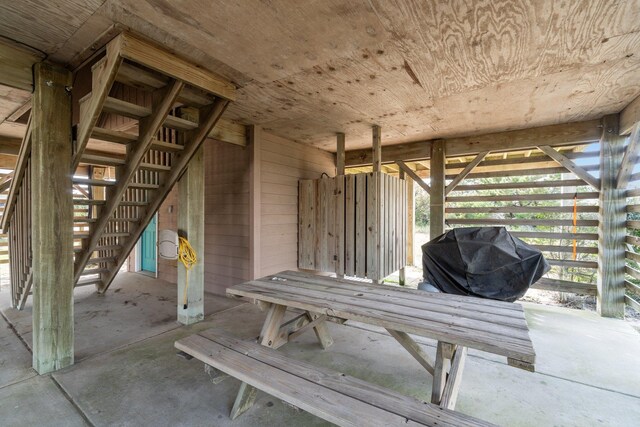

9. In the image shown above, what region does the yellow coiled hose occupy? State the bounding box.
[178,236,197,309]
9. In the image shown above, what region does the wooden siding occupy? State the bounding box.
[204,140,250,295]
[260,132,335,277]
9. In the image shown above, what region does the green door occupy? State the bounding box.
[141,215,157,273]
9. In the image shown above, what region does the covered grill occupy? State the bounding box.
[421,227,550,302]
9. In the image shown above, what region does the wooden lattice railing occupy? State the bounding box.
[1,117,33,309]
[623,124,640,314]
[443,145,600,295]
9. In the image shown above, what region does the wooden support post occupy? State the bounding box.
[177,109,205,325]
[249,125,261,280]
[31,63,74,374]
[372,125,381,172]
[336,133,346,278]
[398,168,406,286]
[597,114,626,318]
[407,179,414,266]
[430,140,446,239]
[336,132,345,175]
[371,126,382,284]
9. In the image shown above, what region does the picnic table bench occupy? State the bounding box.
[175,270,536,426]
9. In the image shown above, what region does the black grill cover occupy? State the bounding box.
[422,227,550,302]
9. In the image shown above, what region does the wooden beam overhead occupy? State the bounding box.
[345,120,601,167]
[616,123,640,189]
[208,118,247,147]
[620,94,640,136]
[445,151,489,195]
[396,160,431,195]
[0,37,45,91]
[118,32,236,101]
[537,145,600,190]
[347,140,432,167]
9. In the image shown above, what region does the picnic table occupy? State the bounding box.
[176,270,536,426]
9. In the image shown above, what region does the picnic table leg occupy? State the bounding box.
[230,382,257,420]
[230,303,288,419]
[430,341,455,405]
[431,342,468,410]
[307,311,333,349]
[385,329,434,375]
[440,346,468,409]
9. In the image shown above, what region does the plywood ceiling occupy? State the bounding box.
[1,0,639,151]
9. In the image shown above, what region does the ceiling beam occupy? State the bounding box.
[345,119,601,167]
[620,94,640,136]
[0,37,45,91]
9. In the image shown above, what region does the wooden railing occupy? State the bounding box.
[6,155,33,309]
[1,118,33,308]
[624,167,640,314]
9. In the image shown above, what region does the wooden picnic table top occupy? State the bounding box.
[226,270,536,367]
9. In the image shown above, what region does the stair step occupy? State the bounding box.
[86,257,115,264]
[73,199,106,205]
[91,127,137,145]
[74,217,97,223]
[80,268,109,276]
[102,232,130,238]
[109,217,139,222]
[91,127,183,153]
[74,233,90,239]
[139,162,171,172]
[150,140,184,152]
[76,278,103,288]
[73,178,117,187]
[103,97,149,119]
[128,182,159,190]
[116,62,215,108]
[74,245,122,253]
[80,152,126,167]
[103,97,197,131]
[120,201,148,207]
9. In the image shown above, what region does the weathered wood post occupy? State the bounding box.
[430,140,446,239]
[336,132,345,278]
[31,63,74,373]
[177,109,205,324]
[597,114,626,317]
[371,125,382,283]
[399,167,406,285]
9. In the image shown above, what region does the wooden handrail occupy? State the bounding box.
[1,116,33,232]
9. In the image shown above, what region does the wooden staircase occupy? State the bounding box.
[4,32,235,307]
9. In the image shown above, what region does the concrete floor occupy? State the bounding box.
[0,273,639,426]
